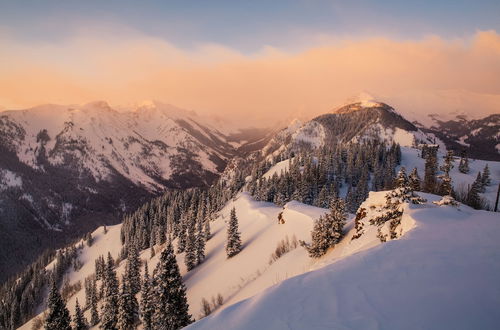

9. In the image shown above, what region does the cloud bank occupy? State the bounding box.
[1,29,499,124]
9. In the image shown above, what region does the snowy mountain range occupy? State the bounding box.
[0,101,271,281]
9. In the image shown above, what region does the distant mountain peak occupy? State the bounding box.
[334,100,395,115]
[334,92,393,114]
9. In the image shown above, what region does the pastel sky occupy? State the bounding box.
[1,0,499,123]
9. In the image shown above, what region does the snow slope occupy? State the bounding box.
[263,159,291,179]
[19,193,330,328]
[189,194,500,330]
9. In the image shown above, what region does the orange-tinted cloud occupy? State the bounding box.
[0,29,499,124]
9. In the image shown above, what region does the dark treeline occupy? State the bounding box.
[0,246,80,329]
[120,174,245,257]
[248,140,402,213]
[248,141,492,212]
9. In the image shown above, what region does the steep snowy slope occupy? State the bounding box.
[189,194,500,330]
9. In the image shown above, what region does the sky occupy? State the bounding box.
[0,0,499,124]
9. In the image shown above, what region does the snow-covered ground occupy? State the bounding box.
[263,159,291,179]
[20,193,331,329]
[189,193,500,330]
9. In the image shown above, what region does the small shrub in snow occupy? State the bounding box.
[277,211,285,224]
[269,235,299,264]
[376,228,387,243]
[200,294,224,319]
[216,293,224,307]
[201,298,212,317]
[351,208,367,240]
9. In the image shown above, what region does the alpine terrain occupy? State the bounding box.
[1,99,499,330]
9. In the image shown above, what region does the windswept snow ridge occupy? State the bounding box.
[189,194,500,330]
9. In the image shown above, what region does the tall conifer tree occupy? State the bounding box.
[44,281,71,330]
[226,208,242,258]
[100,253,119,330]
[152,241,192,329]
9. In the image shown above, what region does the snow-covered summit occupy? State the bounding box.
[337,91,385,110]
[260,100,437,159]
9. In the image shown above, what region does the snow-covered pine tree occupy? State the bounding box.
[125,243,141,295]
[184,214,197,271]
[395,167,409,189]
[176,214,188,254]
[89,278,99,326]
[84,277,92,309]
[226,207,242,258]
[356,167,369,207]
[408,167,421,191]
[423,145,438,193]
[117,274,139,330]
[195,214,206,265]
[73,298,88,330]
[95,255,105,281]
[100,253,119,330]
[152,240,192,329]
[482,164,491,186]
[316,185,329,208]
[437,151,454,196]
[345,185,357,214]
[440,150,454,174]
[140,264,153,330]
[204,217,211,241]
[44,281,71,330]
[467,174,483,209]
[458,153,469,173]
[438,171,453,196]
[304,197,346,258]
[475,171,486,193]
